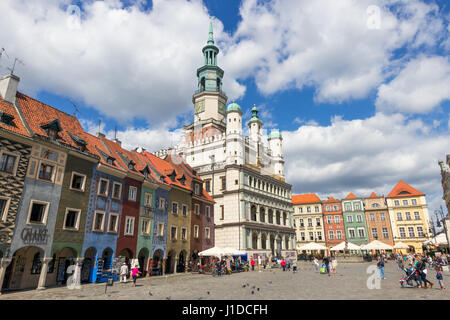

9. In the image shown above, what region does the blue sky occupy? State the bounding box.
[1,0,450,225]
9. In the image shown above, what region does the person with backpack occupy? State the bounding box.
[418,257,433,289]
[435,263,446,290]
[322,256,330,276]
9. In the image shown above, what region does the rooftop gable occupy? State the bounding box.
[292,193,321,204]
[387,180,425,198]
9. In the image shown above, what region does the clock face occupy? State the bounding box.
[209,73,214,79]
[195,101,205,114]
[218,102,226,115]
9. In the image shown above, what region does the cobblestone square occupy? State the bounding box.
[0,262,448,300]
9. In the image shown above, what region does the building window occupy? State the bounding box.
[316,218,321,227]
[333,205,339,211]
[372,203,380,208]
[159,198,166,210]
[414,212,421,220]
[70,172,86,191]
[194,225,199,238]
[402,200,408,206]
[141,218,150,235]
[171,226,177,240]
[326,206,330,212]
[157,222,164,237]
[194,184,200,195]
[112,182,122,199]
[315,206,319,213]
[0,197,11,222]
[299,219,304,227]
[336,230,342,240]
[181,227,187,241]
[38,162,54,181]
[356,215,362,223]
[380,213,386,221]
[108,214,119,233]
[394,200,400,206]
[195,204,200,215]
[93,212,105,231]
[345,203,351,211]
[405,212,411,221]
[358,228,365,238]
[220,176,226,190]
[382,227,388,238]
[354,203,361,211]
[205,206,211,217]
[125,216,135,235]
[326,216,332,224]
[347,215,353,223]
[307,206,311,213]
[172,202,178,215]
[317,231,322,241]
[205,227,211,239]
[0,152,18,174]
[98,178,109,197]
[299,207,303,213]
[27,201,49,225]
[349,229,355,238]
[63,208,80,230]
[128,186,137,201]
[396,212,402,221]
[308,218,312,227]
[399,227,406,238]
[309,232,314,241]
[328,230,334,240]
[369,213,375,221]
[300,232,305,241]
[411,199,417,205]
[144,193,152,207]
[182,204,188,217]
[334,216,340,224]
[408,227,415,238]
[220,205,224,220]
[417,226,424,237]
[205,180,211,192]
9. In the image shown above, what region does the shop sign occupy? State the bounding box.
[21,228,49,245]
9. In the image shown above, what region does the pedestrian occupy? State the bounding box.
[292,259,298,273]
[264,257,267,269]
[120,263,129,283]
[419,257,433,289]
[250,258,255,271]
[281,258,286,271]
[258,256,262,272]
[322,256,330,276]
[331,257,338,274]
[436,263,446,290]
[131,265,140,287]
[286,257,291,271]
[377,255,386,279]
[313,257,319,272]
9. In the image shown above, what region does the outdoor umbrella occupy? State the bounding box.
[393,242,409,249]
[223,247,247,256]
[198,247,226,258]
[423,233,448,246]
[361,240,393,251]
[330,241,361,251]
[296,242,328,251]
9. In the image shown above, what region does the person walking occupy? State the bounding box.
[286,257,291,272]
[377,255,386,279]
[292,259,298,273]
[323,256,330,276]
[331,257,338,275]
[131,265,140,287]
[120,263,129,283]
[250,258,255,271]
[313,257,319,272]
[281,258,286,271]
[419,257,433,289]
[436,263,446,290]
[258,256,262,272]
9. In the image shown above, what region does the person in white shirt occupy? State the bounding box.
[313,257,319,272]
[120,263,129,283]
[258,256,262,272]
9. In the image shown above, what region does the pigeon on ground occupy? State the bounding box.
[207,291,210,295]
[242,284,246,288]
[166,296,171,300]
[257,288,260,292]
[251,291,254,294]
[149,291,153,296]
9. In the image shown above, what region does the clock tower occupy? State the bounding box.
[192,18,227,133]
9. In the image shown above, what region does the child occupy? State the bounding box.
[313,257,319,272]
[292,259,298,273]
[131,265,140,287]
[436,264,446,290]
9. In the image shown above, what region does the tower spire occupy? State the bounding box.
[208,17,215,45]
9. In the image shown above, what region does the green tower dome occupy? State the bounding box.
[227,101,242,113]
[268,129,282,140]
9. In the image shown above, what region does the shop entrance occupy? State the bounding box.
[165,250,176,274]
[138,248,149,276]
[152,249,163,276]
[177,250,187,273]
[81,247,97,283]
[3,246,44,291]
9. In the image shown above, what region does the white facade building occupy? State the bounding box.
[154,22,296,259]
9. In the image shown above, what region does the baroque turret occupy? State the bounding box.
[226,101,243,165]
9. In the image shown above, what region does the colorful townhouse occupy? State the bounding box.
[322,197,346,248]
[341,193,369,246]
[164,153,215,268]
[386,181,431,254]
[0,75,33,292]
[79,132,126,283]
[143,151,192,274]
[292,194,325,249]
[364,193,394,246]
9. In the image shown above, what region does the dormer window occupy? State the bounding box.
[178,174,186,185]
[128,161,135,170]
[41,119,62,141]
[107,158,114,165]
[0,111,15,126]
[47,129,57,140]
[68,132,88,152]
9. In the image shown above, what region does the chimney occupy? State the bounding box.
[97,132,105,138]
[0,74,20,104]
[113,138,121,146]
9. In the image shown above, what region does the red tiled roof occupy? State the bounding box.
[0,96,30,137]
[367,192,380,199]
[292,194,321,204]
[322,197,339,203]
[387,180,425,198]
[80,132,125,173]
[345,192,358,199]
[101,137,146,178]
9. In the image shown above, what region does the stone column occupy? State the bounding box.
[162,258,166,276]
[37,258,52,290]
[265,207,269,224]
[256,205,260,223]
[0,258,12,294]
[257,230,262,249]
[147,258,153,277]
[174,257,178,274]
[248,231,252,250]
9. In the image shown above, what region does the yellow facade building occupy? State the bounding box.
[386,181,431,254]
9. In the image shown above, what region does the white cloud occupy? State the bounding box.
[283,112,449,213]
[376,55,450,113]
[0,0,244,126]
